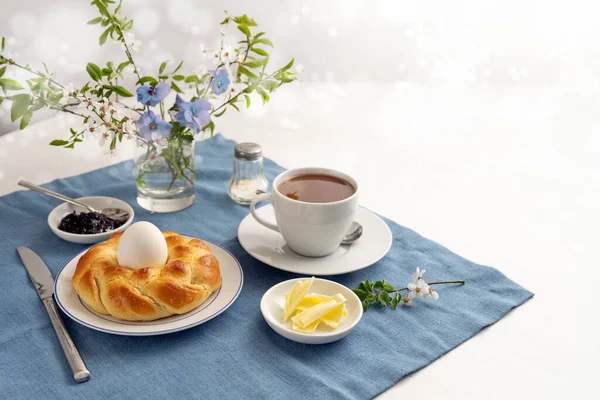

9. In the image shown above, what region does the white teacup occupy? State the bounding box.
[249,167,359,257]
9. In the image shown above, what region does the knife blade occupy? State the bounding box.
[17,247,55,300]
[17,247,91,383]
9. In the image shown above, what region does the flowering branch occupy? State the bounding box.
[0,0,298,187]
[354,268,466,310]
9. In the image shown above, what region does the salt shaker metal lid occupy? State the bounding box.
[234,142,262,161]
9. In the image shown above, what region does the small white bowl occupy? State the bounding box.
[260,278,363,344]
[48,196,134,244]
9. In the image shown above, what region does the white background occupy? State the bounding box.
[0,1,598,398]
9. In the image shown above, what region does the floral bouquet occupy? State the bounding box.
[0,0,297,210]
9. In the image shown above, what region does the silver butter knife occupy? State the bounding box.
[17,247,90,383]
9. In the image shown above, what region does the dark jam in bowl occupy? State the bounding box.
[58,212,126,234]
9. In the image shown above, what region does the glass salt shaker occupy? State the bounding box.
[228,142,269,205]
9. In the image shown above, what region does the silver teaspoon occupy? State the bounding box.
[341,221,363,245]
[18,180,130,223]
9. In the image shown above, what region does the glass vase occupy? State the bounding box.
[135,139,195,213]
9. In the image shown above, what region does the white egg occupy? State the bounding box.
[117,221,168,269]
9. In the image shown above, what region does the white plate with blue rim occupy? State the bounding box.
[54,236,243,336]
[238,204,393,276]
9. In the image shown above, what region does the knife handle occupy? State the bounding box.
[43,297,91,383]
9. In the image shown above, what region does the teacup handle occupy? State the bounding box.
[250,193,279,232]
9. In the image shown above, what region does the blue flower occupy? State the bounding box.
[209,69,229,95]
[173,94,211,134]
[136,82,170,107]
[136,110,172,141]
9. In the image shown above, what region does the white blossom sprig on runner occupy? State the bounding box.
[353,268,465,311]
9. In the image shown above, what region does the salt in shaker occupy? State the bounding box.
[228,142,269,205]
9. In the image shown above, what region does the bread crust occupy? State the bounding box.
[72,231,221,321]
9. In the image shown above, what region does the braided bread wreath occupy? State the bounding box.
[72,231,221,321]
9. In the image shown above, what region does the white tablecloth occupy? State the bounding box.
[0,83,594,399]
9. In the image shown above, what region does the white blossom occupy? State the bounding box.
[98,132,110,147]
[425,286,440,300]
[220,45,237,63]
[411,267,426,283]
[121,119,136,135]
[198,43,207,60]
[401,297,413,307]
[85,97,94,111]
[60,83,76,104]
[226,82,245,97]
[407,279,429,300]
[121,32,141,52]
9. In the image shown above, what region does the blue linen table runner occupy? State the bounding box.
[0,135,533,399]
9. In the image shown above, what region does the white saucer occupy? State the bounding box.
[54,237,243,336]
[238,205,392,275]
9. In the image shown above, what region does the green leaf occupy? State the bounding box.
[122,19,134,31]
[103,85,133,97]
[136,174,146,187]
[282,58,295,71]
[87,17,103,25]
[262,80,280,92]
[170,82,183,94]
[378,291,392,307]
[0,78,24,91]
[237,65,258,79]
[20,110,33,130]
[1,37,5,52]
[202,120,215,138]
[391,292,402,310]
[10,94,30,122]
[184,75,201,83]
[214,108,227,117]
[92,0,111,18]
[172,60,184,74]
[50,139,69,146]
[231,103,240,112]
[253,38,273,47]
[256,88,270,104]
[237,24,251,37]
[363,294,376,311]
[99,27,111,45]
[374,281,384,290]
[172,74,185,81]
[251,47,268,57]
[243,59,264,69]
[159,61,169,74]
[86,62,103,82]
[115,0,123,15]
[358,281,372,293]
[233,14,257,26]
[253,32,265,40]
[117,61,131,72]
[137,76,158,86]
[353,289,369,301]
[0,67,5,78]
[244,94,251,108]
[383,283,395,292]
